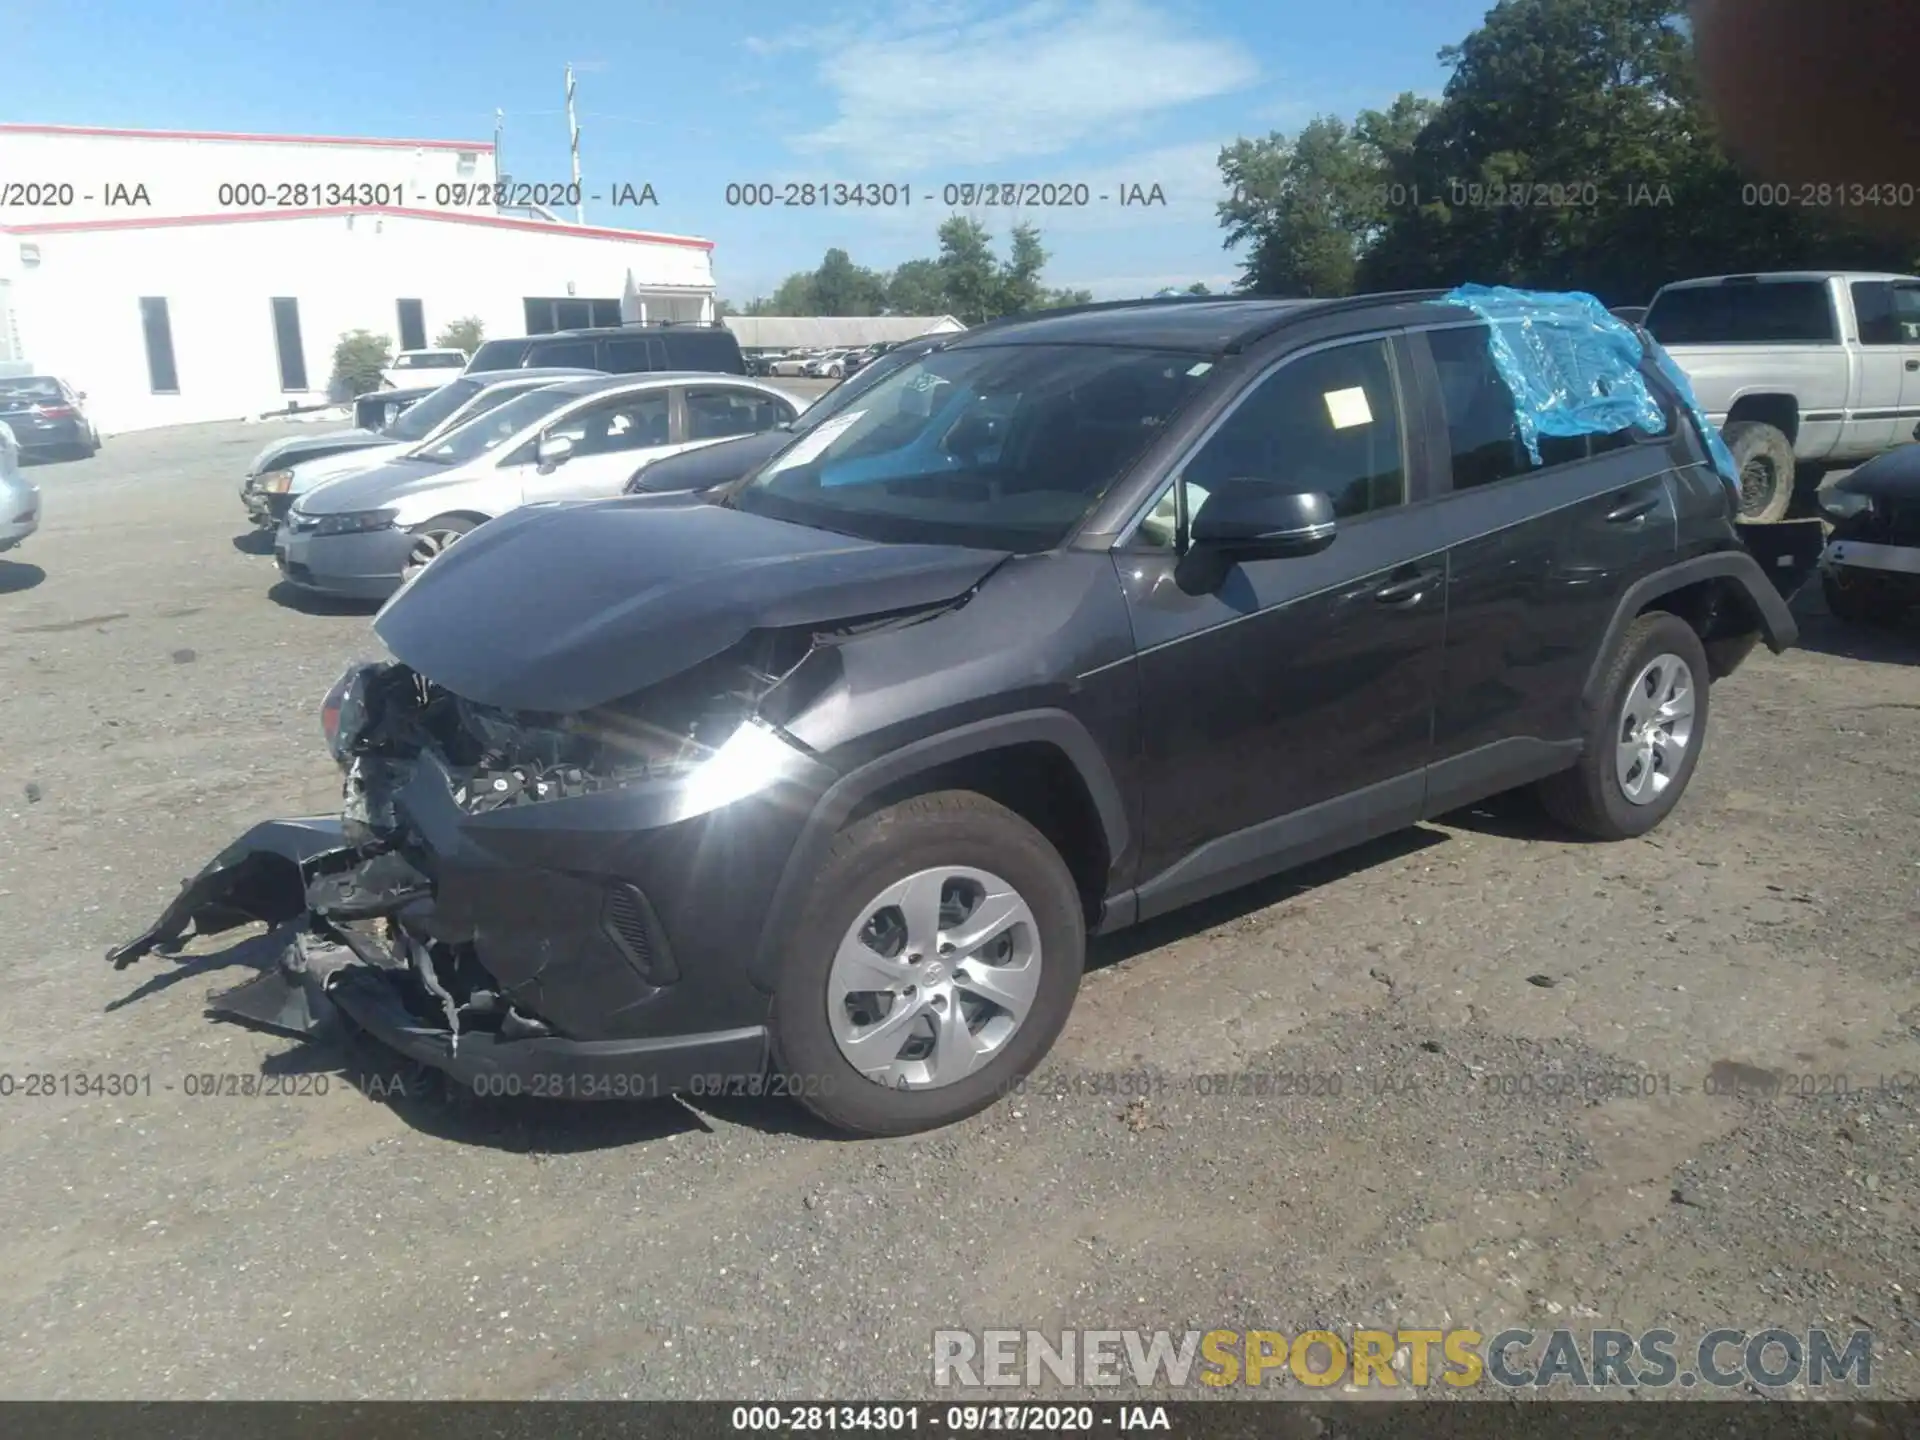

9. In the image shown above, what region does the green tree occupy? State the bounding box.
[937,216,1003,324]
[811,248,891,315]
[329,330,392,400]
[1344,0,1911,301]
[886,258,949,315]
[432,317,484,355]
[1186,282,1212,294]
[712,298,739,318]
[764,271,817,315]
[1213,110,1397,299]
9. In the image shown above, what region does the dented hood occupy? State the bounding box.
[372,492,1010,712]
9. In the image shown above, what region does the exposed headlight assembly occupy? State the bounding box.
[313,508,398,537]
[256,469,295,494]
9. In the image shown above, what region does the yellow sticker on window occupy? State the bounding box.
[1324,386,1373,429]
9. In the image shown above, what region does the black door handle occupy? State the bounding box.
[1373,567,1443,605]
[1906,359,1919,371]
[1606,494,1661,523]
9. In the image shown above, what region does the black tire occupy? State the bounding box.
[769,790,1085,1137]
[1722,420,1796,524]
[1537,612,1711,841]
[1822,568,1901,626]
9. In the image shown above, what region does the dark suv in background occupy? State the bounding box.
[115,293,1816,1140]
[466,323,746,377]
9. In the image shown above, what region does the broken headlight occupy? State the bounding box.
[320,662,382,767]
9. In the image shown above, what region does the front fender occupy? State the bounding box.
[745,709,1131,992]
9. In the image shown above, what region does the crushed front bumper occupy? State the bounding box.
[108,734,830,1095]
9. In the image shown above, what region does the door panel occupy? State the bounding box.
[1847,280,1906,454]
[1412,325,1681,809]
[1121,335,1446,906]
[1888,282,1920,442]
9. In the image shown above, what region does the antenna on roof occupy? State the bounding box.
[565,65,584,225]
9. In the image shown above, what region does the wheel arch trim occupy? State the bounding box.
[1581,551,1798,710]
[747,709,1130,991]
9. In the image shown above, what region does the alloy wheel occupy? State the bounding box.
[403,527,466,577]
[1614,652,1696,805]
[826,865,1042,1089]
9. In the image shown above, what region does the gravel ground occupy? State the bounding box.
[0,420,1916,1401]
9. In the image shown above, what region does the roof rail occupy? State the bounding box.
[1226,289,1453,351]
[971,287,1453,346]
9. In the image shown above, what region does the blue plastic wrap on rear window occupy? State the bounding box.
[1440,284,1740,497]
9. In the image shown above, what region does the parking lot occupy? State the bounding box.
[1,417,1918,1399]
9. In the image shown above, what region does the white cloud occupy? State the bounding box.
[768,0,1258,172]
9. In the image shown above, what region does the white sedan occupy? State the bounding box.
[273,374,802,600]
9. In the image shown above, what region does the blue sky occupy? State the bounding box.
[5,0,1499,303]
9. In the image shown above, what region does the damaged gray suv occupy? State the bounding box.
[112,292,1820,1137]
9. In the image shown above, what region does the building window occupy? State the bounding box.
[396,298,427,352]
[139,297,179,394]
[524,296,621,333]
[270,297,308,392]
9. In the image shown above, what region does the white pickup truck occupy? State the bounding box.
[1642,271,1920,522]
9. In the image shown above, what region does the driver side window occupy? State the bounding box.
[1140,338,1406,548]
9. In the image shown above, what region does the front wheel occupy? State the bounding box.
[402,514,477,578]
[1537,612,1710,840]
[770,791,1085,1137]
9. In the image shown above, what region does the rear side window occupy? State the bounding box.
[685,387,795,440]
[1644,281,1836,345]
[664,330,746,374]
[1428,324,1670,487]
[600,337,657,373]
[528,340,597,368]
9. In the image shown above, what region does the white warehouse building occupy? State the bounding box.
[0,123,717,433]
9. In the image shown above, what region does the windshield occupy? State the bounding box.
[410,384,584,465]
[382,377,484,441]
[729,344,1213,551]
[789,343,933,431]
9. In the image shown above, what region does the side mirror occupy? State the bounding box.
[75,391,87,401]
[536,433,575,470]
[1190,479,1337,560]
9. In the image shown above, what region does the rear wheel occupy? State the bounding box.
[402,514,477,578]
[770,791,1085,1137]
[1722,420,1796,523]
[1537,612,1710,840]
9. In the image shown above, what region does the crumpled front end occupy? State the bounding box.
[109,635,853,1096]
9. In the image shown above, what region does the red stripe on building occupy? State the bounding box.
[0,123,494,151]
[1,206,713,250]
